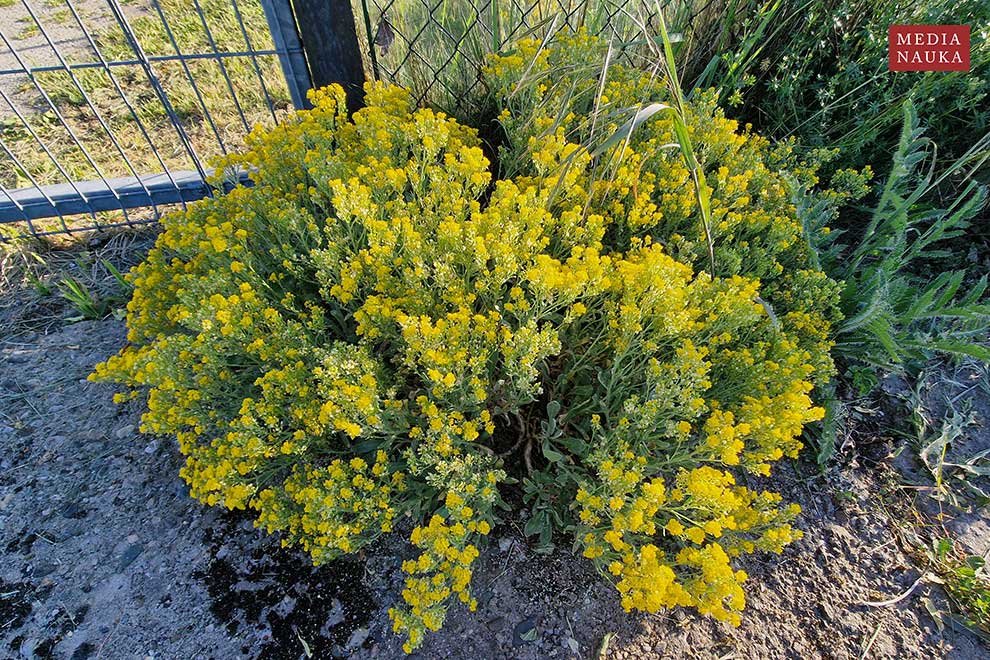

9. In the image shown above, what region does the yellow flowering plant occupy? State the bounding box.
[92,33,853,652]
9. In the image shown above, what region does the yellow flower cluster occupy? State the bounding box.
[575,456,803,625]
[91,31,844,652]
[389,491,492,653]
[607,531,755,627]
[613,543,689,613]
[575,448,667,557]
[254,451,404,562]
[486,30,843,384]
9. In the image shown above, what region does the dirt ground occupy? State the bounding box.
[1,244,989,659]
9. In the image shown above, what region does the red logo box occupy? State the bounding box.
[889,25,970,71]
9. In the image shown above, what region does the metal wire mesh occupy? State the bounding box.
[0,0,298,239]
[356,0,665,118]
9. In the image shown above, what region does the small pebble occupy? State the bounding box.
[346,627,370,649]
[118,543,145,571]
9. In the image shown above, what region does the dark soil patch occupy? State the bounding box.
[0,579,34,634]
[198,514,376,659]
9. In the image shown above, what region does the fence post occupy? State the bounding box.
[288,0,367,113]
[259,0,312,111]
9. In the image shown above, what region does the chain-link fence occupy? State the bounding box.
[356,0,668,117]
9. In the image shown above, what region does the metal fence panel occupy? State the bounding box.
[0,0,307,238]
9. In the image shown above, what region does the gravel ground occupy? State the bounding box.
[1,317,989,659]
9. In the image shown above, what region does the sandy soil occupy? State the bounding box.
[0,308,988,659]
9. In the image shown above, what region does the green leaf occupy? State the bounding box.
[925,340,990,362]
[523,511,544,537]
[589,103,670,158]
[541,439,565,463]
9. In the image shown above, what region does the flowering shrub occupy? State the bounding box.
[93,34,845,652]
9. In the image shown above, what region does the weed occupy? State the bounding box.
[899,358,990,508]
[912,399,983,507]
[783,97,988,466]
[847,364,879,398]
[16,19,40,39]
[58,275,107,321]
[805,101,989,385]
[0,226,157,334]
[101,258,132,292]
[651,8,716,277]
[931,537,990,636]
[684,0,990,184]
[24,270,52,297]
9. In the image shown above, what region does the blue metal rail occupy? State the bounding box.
[0,169,253,223]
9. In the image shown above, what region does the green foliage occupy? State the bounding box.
[59,275,107,321]
[59,260,130,321]
[805,102,990,373]
[933,537,990,636]
[654,10,716,276]
[687,0,990,180]
[905,367,990,508]
[799,102,989,464]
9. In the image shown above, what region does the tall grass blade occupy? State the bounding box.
[651,3,716,276]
